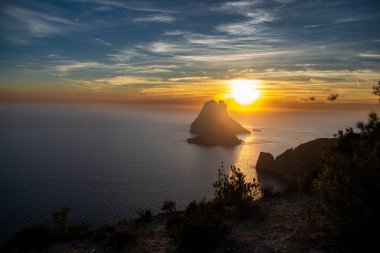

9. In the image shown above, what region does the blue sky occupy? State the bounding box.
[0,0,379,108]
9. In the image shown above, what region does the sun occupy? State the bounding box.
[228,80,261,105]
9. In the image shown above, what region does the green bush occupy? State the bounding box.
[313,112,380,249]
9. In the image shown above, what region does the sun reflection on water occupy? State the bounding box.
[233,131,260,185]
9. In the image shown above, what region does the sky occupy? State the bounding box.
[0,0,379,111]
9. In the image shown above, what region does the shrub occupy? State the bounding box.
[161,200,176,213]
[261,184,274,198]
[179,208,228,252]
[94,224,135,251]
[4,223,55,251]
[213,164,260,208]
[313,112,380,249]
[4,208,91,252]
[108,229,135,251]
[166,215,183,229]
[94,224,116,242]
[135,209,152,224]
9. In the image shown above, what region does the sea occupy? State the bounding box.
[0,103,368,243]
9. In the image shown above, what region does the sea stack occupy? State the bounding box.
[187,100,250,146]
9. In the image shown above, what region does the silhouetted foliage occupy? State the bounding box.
[179,200,228,252]
[135,209,152,224]
[166,215,184,229]
[94,224,135,251]
[4,208,91,252]
[213,164,260,208]
[313,112,380,249]
[373,80,380,99]
[161,199,176,213]
[261,184,275,198]
[4,223,55,251]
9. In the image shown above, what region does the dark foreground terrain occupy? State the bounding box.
[12,193,342,253]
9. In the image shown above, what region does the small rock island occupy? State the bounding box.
[187,100,250,146]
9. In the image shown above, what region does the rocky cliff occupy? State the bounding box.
[256,138,337,190]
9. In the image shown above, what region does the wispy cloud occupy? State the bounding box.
[303,17,365,29]
[134,14,175,23]
[169,76,209,82]
[358,53,380,59]
[94,38,112,46]
[70,0,174,13]
[4,6,77,37]
[212,1,261,13]
[215,7,276,35]
[164,30,185,36]
[144,42,186,53]
[176,50,297,62]
[52,61,101,73]
[212,0,278,35]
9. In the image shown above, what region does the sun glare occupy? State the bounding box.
[228,80,261,105]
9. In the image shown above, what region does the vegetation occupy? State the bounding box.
[213,164,260,207]
[4,165,265,252]
[312,82,380,249]
[94,224,135,251]
[261,184,275,198]
[135,209,153,224]
[4,208,91,252]
[171,164,266,252]
[178,200,228,252]
[161,199,177,213]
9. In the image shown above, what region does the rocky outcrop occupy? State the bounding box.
[187,134,242,147]
[187,100,249,146]
[190,100,250,135]
[256,138,337,190]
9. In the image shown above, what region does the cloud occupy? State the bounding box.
[134,14,175,23]
[107,49,144,62]
[164,30,185,36]
[358,53,380,59]
[94,38,111,46]
[303,17,368,29]
[215,10,276,35]
[53,61,101,73]
[70,0,173,13]
[4,6,77,38]
[212,0,278,35]
[144,42,185,53]
[176,50,297,62]
[212,1,261,13]
[327,94,339,101]
[169,76,209,82]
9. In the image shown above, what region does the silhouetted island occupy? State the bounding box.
[256,138,337,190]
[187,100,250,146]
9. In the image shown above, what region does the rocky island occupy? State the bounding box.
[187,100,250,146]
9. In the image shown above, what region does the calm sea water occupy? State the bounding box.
[0,103,367,243]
